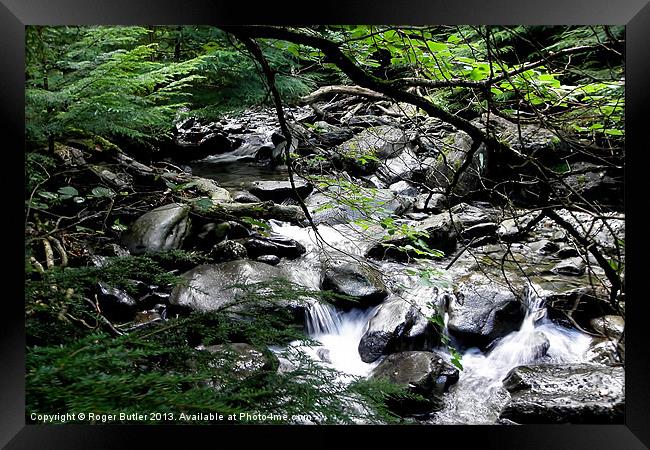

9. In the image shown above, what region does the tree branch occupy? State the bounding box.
[299,85,391,104]
[219,26,496,147]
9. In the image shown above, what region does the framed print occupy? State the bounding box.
[3,0,650,448]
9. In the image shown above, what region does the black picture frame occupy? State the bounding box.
[3,1,649,448]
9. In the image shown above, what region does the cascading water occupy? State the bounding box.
[269,220,594,423]
[433,284,593,424]
[270,221,381,378]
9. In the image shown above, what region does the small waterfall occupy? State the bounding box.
[434,283,593,424]
[271,221,380,378]
[306,302,342,335]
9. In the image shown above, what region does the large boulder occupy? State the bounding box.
[499,364,624,424]
[248,180,313,203]
[371,351,459,414]
[425,131,488,197]
[447,275,525,345]
[375,147,423,185]
[590,315,624,340]
[306,187,409,226]
[123,203,191,254]
[388,180,420,197]
[169,261,302,319]
[450,203,497,227]
[366,212,459,261]
[414,193,448,212]
[477,114,563,157]
[308,121,354,147]
[553,162,622,207]
[550,256,586,276]
[336,125,408,175]
[321,259,388,308]
[358,296,438,363]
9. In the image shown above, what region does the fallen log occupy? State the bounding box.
[299,85,390,104]
[191,200,306,224]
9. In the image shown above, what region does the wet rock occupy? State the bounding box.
[590,315,624,340]
[389,180,420,197]
[462,222,498,241]
[585,338,623,365]
[527,331,551,359]
[425,131,488,197]
[496,211,541,241]
[204,343,277,380]
[256,254,281,266]
[499,364,624,424]
[211,240,248,262]
[551,257,586,276]
[322,259,388,308]
[450,203,496,227]
[542,285,616,331]
[447,275,524,345]
[414,193,447,212]
[316,348,332,364]
[557,245,580,258]
[188,177,232,202]
[173,119,235,160]
[97,282,138,321]
[358,296,438,363]
[123,203,190,254]
[248,180,313,203]
[229,133,278,163]
[197,221,250,247]
[309,121,354,147]
[366,212,459,261]
[306,187,409,226]
[336,125,408,175]
[170,261,301,317]
[232,190,261,203]
[527,239,560,254]
[371,351,460,414]
[242,235,306,259]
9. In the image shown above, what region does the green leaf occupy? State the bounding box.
[91,187,116,198]
[111,218,128,232]
[241,216,270,231]
[193,197,214,212]
[58,186,79,199]
[427,42,448,52]
[38,191,58,200]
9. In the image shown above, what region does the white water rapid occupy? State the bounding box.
[269,220,594,423]
[434,285,593,424]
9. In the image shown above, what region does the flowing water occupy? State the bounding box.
[270,220,594,423]
[433,286,592,424]
[190,160,288,192]
[196,157,594,424]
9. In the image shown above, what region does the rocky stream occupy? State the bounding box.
[74,103,624,424]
